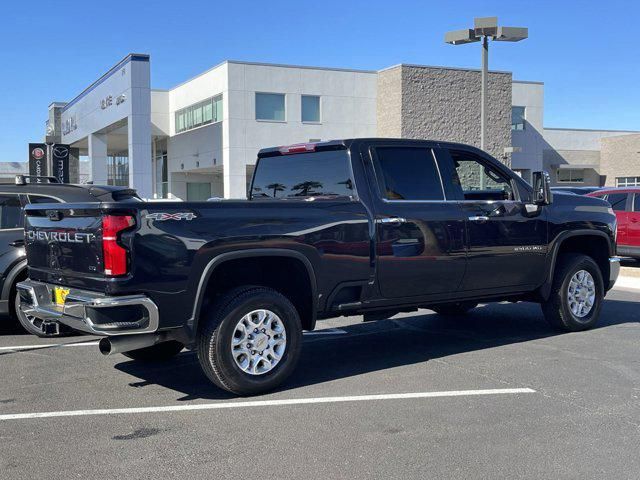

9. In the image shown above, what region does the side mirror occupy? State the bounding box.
[532,171,553,206]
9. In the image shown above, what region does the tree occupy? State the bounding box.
[292,180,323,196]
[266,183,286,197]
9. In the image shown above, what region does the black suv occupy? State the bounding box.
[1,176,139,336]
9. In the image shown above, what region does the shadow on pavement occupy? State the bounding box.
[113,297,639,400]
[0,315,26,336]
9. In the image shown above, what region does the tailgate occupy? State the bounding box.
[24,203,136,291]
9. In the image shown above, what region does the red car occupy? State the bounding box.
[587,188,640,259]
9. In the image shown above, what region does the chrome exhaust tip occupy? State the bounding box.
[99,334,161,356]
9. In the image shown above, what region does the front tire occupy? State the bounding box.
[197,286,302,396]
[542,253,604,332]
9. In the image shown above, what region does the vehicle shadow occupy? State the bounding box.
[0,315,26,335]
[114,298,639,401]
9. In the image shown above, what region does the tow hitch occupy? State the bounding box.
[41,322,60,336]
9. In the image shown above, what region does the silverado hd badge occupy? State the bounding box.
[146,212,196,221]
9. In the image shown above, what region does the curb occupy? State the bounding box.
[620,266,640,278]
[615,275,640,290]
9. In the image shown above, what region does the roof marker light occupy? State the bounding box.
[278,143,316,155]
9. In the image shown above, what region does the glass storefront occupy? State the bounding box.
[107,155,129,186]
[154,139,169,198]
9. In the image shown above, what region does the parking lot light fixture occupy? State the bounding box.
[445,17,528,152]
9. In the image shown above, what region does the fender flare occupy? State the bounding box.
[539,229,613,300]
[1,259,27,302]
[188,248,318,334]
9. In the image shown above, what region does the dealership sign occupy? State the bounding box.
[62,115,77,136]
[52,144,70,183]
[28,143,70,183]
[28,143,48,181]
[100,93,126,110]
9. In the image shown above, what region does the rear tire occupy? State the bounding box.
[197,286,302,396]
[542,253,604,332]
[123,341,185,361]
[432,301,478,316]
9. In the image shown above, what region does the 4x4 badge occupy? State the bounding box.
[146,212,196,221]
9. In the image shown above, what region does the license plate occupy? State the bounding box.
[53,287,70,306]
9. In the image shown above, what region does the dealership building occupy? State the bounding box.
[40,53,639,199]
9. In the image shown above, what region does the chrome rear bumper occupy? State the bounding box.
[17,279,159,336]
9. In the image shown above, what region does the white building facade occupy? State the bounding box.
[45,54,638,198]
[50,55,377,199]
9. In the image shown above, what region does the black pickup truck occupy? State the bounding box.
[18,139,620,395]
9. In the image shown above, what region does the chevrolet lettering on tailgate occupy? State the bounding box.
[26,230,94,244]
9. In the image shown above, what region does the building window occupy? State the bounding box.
[557,168,584,183]
[154,140,169,199]
[616,176,640,187]
[175,95,222,134]
[186,182,212,201]
[256,93,285,121]
[511,106,525,131]
[107,155,129,186]
[301,95,321,123]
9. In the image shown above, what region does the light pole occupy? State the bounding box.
[445,17,528,152]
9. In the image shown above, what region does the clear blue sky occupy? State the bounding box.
[1,0,638,163]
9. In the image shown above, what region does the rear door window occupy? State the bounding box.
[605,193,628,211]
[0,194,24,229]
[633,194,640,212]
[251,150,354,199]
[371,147,444,201]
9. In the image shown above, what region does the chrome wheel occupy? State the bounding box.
[231,309,287,376]
[567,270,596,319]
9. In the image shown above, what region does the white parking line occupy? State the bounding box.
[0,388,535,421]
[0,341,99,352]
[304,328,348,335]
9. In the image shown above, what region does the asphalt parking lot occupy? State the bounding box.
[1,279,639,479]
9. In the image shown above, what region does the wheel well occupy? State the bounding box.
[200,256,315,330]
[556,235,610,282]
[7,268,27,317]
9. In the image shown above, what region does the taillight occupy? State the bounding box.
[103,215,135,276]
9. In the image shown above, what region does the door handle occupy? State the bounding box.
[631,218,639,223]
[376,217,407,226]
[468,216,489,223]
[9,240,25,247]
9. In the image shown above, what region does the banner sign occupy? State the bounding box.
[28,143,48,182]
[51,144,70,183]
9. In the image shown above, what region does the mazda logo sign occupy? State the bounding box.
[53,146,69,158]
